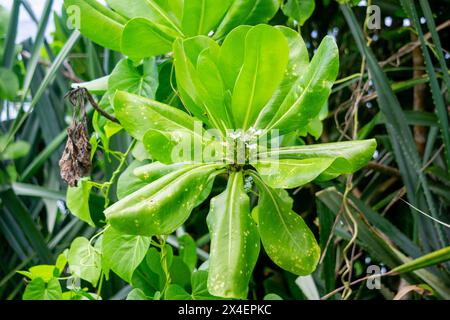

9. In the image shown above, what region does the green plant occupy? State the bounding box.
[56,0,376,299]
[2,0,449,302]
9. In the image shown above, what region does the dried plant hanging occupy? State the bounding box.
[59,88,92,187]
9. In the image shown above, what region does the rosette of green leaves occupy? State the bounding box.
[101,25,376,299]
[63,0,280,60]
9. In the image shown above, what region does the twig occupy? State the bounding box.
[380,20,450,67]
[20,50,83,83]
[367,161,401,176]
[65,87,120,124]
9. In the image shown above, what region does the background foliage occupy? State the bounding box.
[0,0,449,300]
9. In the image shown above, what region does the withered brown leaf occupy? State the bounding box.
[59,88,92,187]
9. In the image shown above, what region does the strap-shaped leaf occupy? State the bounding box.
[196,49,233,132]
[264,35,339,134]
[117,160,149,200]
[142,128,222,164]
[121,18,179,61]
[133,162,192,181]
[231,24,290,130]
[104,164,224,236]
[254,26,309,129]
[252,174,320,275]
[214,0,279,40]
[254,158,335,189]
[113,91,197,141]
[68,0,280,58]
[258,139,377,183]
[218,25,252,93]
[64,0,126,51]
[207,171,260,299]
[173,36,227,131]
[106,0,183,25]
[182,0,233,36]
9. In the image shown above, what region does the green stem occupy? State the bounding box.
[103,139,136,208]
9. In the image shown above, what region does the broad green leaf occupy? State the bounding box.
[191,270,223,300]
[142,128,222,164]
[28,266,57,282]
[121,17,179,61]
[55,252,68,275]
[117,160,150,200]
[218,25,251,92]
[252,175,320,275]
[254,26,309,129]
[132,142,152,161]
[165,270,223,300]
[264,36,339,134]
[107,0,183,26]
[105,0,277,58]
[66,178,96,227]
[18,265,58,282]
[170,256,192,289]
[61,291,84,300]
[264,293,283,300]
[102,226,152,282]
[133,161,191,182]
[300,102,328,139]
[254,158,334,189]
[165,284,192,300]
[258,139,377,181]
[145,246,174,290]
[214,0,279,40]
[131,246,191,295]
[127,288,151,300]
[231,25,289,130]
[173,36,224,128]
[282,0,315,26]
[105,164,224,236]
[23,278,62,300]
[68,237,102,286]
[207,171,260,299]
[113,91,197,141]
[64,0,126,51]
[182,0,232,36]
[0,67,19,100]
[0,139,31,160]
[131,253,162,296]
[108,58,159,98]
[178,234,198,273]
[142,129,194,164]
[196,48,233,131]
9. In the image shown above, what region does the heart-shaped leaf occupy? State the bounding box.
[102,226,151,282]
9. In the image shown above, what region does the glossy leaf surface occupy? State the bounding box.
[105,165,224,236]
[207,171,260,299]
[252,175,320,275]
